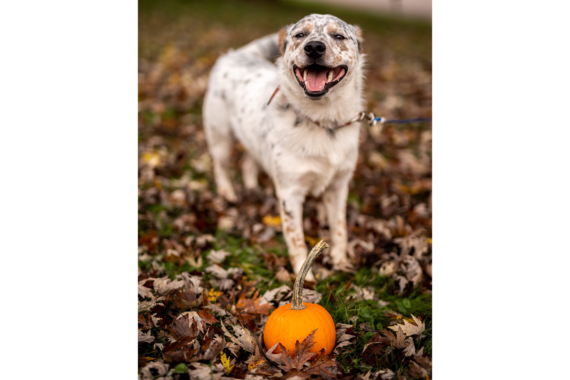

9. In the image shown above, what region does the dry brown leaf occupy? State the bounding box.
[260,285,291,305]
[276,330,317,372]
[188,363,222,380]
[197,309,218,325]
[305,351,337,380]
[139,360,171,380]
[138,330,155,343]
[177,311,206,334]
[387,315,425,336]
[153,277,185,295]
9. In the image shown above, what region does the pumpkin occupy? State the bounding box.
[263,240,336,355]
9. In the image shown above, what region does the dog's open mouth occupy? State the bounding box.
[293,64,347,98]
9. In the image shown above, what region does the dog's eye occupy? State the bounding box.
[334,34,345,40]
[295,32,305,38]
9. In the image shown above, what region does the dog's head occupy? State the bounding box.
[278,14,364,101]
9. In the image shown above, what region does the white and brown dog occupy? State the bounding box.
[203,14,365,280]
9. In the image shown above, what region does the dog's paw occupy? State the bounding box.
[332,260,356,274]
[219,185,238,203]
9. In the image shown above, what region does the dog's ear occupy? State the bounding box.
[278,25,291,55]
[351,25,364,53]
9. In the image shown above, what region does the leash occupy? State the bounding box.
[267,86,432,128]
[343,111,431,127]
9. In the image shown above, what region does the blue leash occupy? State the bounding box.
[346,112,431,127]
[375,117,432,125]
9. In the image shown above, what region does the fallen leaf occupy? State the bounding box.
[276,330,317,371]
[262,215,281,227]
[305,351,337,380]
[139,330,155,343]
[197,309,218,325]
[207,249,231,263]
[387,314,425,336]
[188,363,222,380]
[177,311,206,334]
[220,352,235,375]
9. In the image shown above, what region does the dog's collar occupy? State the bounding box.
[267,86,374,131]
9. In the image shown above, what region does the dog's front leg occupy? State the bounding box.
[277,188,315,281]
[323,173,351,269]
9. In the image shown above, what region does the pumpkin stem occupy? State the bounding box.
[291,240,329,310]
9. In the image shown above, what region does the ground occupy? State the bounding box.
[138,1,432,379]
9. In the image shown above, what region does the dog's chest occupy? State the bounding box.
[265,117,359,195]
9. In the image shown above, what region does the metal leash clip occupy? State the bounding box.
[366,112,383,126]
[350,111,386,126]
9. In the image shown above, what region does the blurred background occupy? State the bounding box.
[138,0,432,280]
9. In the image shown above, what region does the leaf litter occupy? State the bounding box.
[139,0,431,378]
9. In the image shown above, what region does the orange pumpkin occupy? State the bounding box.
[263,241,336,355]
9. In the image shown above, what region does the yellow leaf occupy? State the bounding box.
[262,215,281,227]
[426,237,432,244]
[208,288,221,302]
[305,236,319,246]
[248,359,265,370]
[143,151,161,168]
[220,352,234,375]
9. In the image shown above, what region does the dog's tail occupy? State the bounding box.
[235,33,280,61]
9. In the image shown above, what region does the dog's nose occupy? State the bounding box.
[304,41,326,59]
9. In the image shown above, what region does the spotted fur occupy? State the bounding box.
[203,14,366,278]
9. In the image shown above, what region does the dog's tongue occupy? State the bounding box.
[306,68,327,92]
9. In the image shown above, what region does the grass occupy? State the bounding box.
[139,0,431,376]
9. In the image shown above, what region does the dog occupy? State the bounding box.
[203,14,365,280]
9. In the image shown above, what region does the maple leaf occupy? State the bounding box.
[261,252,287,271]
[192,326,226,362]
[265,341,286,365]
[246,342,271,372]
[188,363,223,380]
[170,287,199,311]
[377,368,396,380]
[153,277,185,295]
[205,265,244,290]
[387,315,425,336]
[168,315,198,343]
[236,292,271,321]
[162,335,199,363]
[334,331,356,353]
[203,304,230,317]
[402,337,416,357]
[139,360,170,380]
[197,309,218,325]
[176,311,206,334]
[276,330,317,372]
[138,313,153,330]
[362,332,391,366]
[305,351,337,380]
[260,285,291,305]
[220,319,257,353]
[138,279,154,298]
[138,330,155,343]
